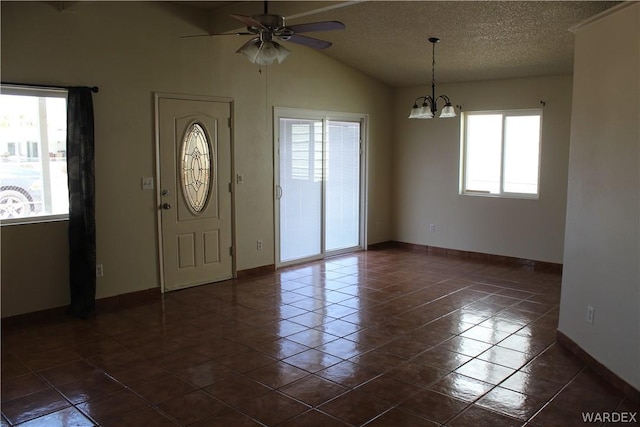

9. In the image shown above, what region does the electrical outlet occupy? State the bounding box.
[257,240,263,250]
[96,264,104,278]
[586,305,594,324]
[429,224,436,232]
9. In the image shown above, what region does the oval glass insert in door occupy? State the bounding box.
[180,122,213,213]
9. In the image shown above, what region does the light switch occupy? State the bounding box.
[141,177,154,190]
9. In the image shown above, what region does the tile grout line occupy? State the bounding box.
[521,365,587,426]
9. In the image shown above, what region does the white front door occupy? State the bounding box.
[156,94,233,292]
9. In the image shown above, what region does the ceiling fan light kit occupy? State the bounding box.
[237,32,291,65]
[409,37,456,119]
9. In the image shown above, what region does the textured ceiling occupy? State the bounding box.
[187,1,620,87]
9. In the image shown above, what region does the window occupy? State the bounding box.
[461,109,541,198]
[0,86,68,222]
[287,120,323,181]
[181,122,212,213]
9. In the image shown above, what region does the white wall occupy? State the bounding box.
[392,75,572,263]
[0,1,393,317]
[559,3,640,390]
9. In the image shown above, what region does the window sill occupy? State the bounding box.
[1,214,69,226]
[460,191,539,200]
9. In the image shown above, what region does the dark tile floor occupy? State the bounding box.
[1,248,637,426]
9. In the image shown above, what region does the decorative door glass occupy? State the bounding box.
[181,122,212,213]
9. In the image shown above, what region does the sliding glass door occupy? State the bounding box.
[325,120,361,252]
[278,117,323,262]
[275,109,365,266]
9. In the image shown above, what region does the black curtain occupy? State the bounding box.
[66,87,96,319]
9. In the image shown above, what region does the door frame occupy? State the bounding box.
[273,106,368,268]
[154,92,236,292]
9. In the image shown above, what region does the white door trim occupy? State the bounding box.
[154,92,236,292]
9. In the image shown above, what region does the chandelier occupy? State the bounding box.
[409,37,456,119]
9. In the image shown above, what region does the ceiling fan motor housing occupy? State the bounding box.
[251,14,285,31]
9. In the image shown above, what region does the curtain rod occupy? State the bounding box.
[1,82,99,93]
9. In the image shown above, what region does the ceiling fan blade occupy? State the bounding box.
[285,21,345,33]
[283,34,332,50]
[181,32,253,39]
[230,14,267,30]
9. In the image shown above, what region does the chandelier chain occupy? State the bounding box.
[432,41,436,89]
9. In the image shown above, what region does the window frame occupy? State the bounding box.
[0,85,69,226]
[460,108,542,200]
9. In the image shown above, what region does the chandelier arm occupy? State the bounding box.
[436,94,451,104]
[413,96,428,107]
[425,95,434,107]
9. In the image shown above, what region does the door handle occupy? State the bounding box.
[161,203,171,210]
[276,185,283,200]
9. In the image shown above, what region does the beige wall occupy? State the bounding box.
[0,1,393,317]
[1,221,70,314]
[559,3,640,390]
[392,75,572,263]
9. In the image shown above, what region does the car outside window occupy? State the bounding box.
[0,86,69,223]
